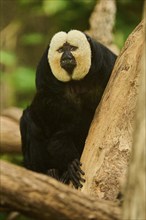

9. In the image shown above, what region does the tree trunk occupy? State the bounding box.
[87,0,119,54]
[0,160,121,220]
[122,27,146,220]
[80,20,144,200]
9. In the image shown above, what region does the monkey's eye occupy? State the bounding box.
[57,47,64,53]
[70,46,78,51]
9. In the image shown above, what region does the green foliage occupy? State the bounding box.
[11,67,35,92]
[21,33,45,45]
[2,66,35,107]
[0,212,32,220]
[115,0,143,48]
[0,213,7,220]
[1,50,17,66]
[0,155,23,166]
[43,0,68,15]
[17,0,41,6]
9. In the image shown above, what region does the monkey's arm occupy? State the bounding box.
[46,130,85,188]
[20,105,85,188]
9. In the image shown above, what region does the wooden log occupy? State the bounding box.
[1,107,22,123]
[80,21,144,200]
[0,160,121,220]
[0,116,21,154]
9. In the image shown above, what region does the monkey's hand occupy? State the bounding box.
[47,169,59,180]
[60,159,85,188]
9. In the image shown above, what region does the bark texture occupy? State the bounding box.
[122,26,146,220]
[80,21,144,200]
[0,160,121,220]
[1,107,22,123]
[87,0,119,54]
[0,116,21,154]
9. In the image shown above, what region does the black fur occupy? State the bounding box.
[20,33,117,188]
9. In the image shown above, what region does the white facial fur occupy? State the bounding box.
[48,30,91,82]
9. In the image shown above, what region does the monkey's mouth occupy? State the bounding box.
[60,59,76,74]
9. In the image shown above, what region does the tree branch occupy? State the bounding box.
[1,107,22,123]
[0,116,21,154]
[80,20,144,200]
[0,160,121,220]
[87,0,119,54]
[122,20,146,220]
[0,107,22,154]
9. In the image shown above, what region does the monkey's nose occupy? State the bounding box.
[61,57,76,74]
[62,58,73,65]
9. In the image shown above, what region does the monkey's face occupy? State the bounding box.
[48,30,91,82]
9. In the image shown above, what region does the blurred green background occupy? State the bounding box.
[0,0,144,219]
[0,0,144,110]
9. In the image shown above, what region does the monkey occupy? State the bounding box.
[20,30,117,188]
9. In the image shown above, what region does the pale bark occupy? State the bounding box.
[122,26,146,220]
[87,0,119,54]
[80,21,144,200]
[0,160,121,220]
[1,107,22,123]
[0,116,21,154]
